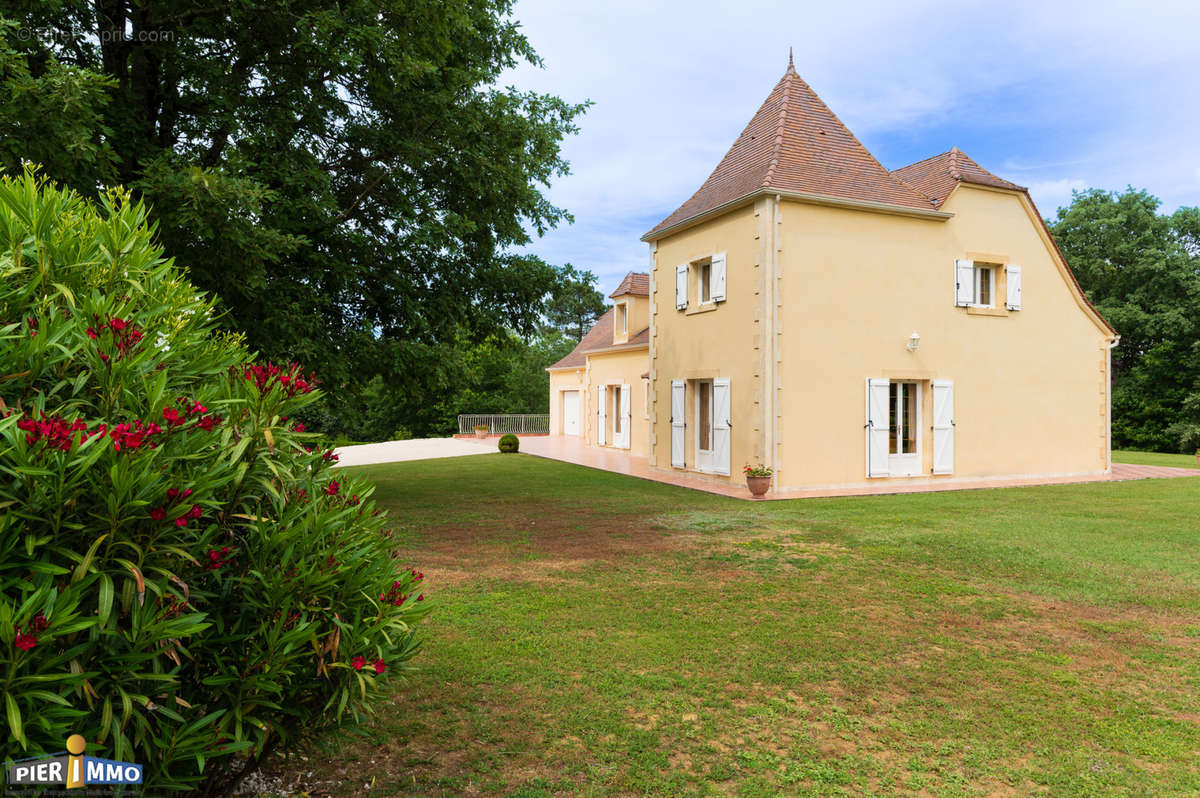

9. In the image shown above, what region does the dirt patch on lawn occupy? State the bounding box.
[402,507,684,586]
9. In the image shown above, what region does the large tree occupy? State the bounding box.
[1050,188,1200,451]
[543,263,606,339]
[0,1,586,424]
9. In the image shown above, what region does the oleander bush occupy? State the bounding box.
[497,433,519,453]
[0,171,429,795]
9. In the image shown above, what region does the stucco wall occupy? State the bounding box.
[648,186,1112,489]
[649,204,764,479]
[772,184,1111,488]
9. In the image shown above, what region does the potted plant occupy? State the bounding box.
[473,424,489,439]
[743,463,773,498]
[498,433,520,453]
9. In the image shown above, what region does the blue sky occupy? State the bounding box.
[500,0,1200,291]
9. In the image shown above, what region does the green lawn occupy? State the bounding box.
[272,455,1200,796]
[1114,449,1199,468]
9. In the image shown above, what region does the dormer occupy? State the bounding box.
[609,272,650,345]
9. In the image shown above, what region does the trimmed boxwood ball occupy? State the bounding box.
[498,433,519,453]
[0,170,429,794]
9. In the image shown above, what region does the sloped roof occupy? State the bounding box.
[644,58,936,239]
[610,272,650,298]
[891,147,1025,209]
[548,308,614,370]
[546,308,650,371]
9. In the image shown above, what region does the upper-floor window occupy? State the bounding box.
[675,252,727,311]
[616,302,628,333]
[698,261,712,304]
[974,263,996,308]
[955,259,1022,311]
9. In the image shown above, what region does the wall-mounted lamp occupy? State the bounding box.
[906,331,921,352]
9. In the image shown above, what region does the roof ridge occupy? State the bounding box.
[783,71,933,206]
[890,149,956,173]
[762,69,794,188]
[946,146,963,179]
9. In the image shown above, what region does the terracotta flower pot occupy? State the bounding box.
[746,475,771,498]
[474,429,487,439]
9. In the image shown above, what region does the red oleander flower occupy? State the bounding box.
[417,594,424,602]
[108,318,127,331]
[188,504,203,519]
[175,517,188,528]
[86,327,98,339]
[150,507,166,521]
[351,656,366,672]
[167,488,179,501]
[190,401,207,415]
[204,547,232,571]
[13,630,36,651]
[162,407,184,426]
[373,659,386,674]
[325,481,340,496]
[294,422,306,432]
[29,613,48,633]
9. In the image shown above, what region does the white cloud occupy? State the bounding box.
[502,0,1200,289]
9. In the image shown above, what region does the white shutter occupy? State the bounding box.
[675,264,688,310]
[596,385,607,446]
[955,259,975,307]
[670,380,685,467]
[1005,264,1022,310]
[932,380,955,474]
[712,378,731,475]
[866,378,890,478]
[618,384,631,449]
[710,252,727,302]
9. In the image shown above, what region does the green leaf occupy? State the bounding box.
[6,692,26,749]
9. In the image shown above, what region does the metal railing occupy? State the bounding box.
[458,414,550,435]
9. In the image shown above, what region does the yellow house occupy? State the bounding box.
[551,58,1117,493]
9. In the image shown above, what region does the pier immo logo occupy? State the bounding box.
[6,734,143,790]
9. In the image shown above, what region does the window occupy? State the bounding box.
[611,387,622,436]
[974,264,995,307]
[697,380,712,451]
[676,253,725,310]
[617,302,627,333]
[888,382,917,455]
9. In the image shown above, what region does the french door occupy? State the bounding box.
[887,381,921,477]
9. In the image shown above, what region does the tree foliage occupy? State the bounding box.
[544,263,607,339]
[0,0,587,427]
[1050,188,1200,451]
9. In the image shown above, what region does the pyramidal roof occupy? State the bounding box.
[890,147,1025,209]
[644,58,939,239]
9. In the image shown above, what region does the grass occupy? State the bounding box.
[1113,449,1198,468]
[269,455,1200,796]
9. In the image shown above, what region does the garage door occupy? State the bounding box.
[562,390,580,436]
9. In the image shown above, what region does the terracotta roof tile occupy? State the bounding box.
[547,308,613,370]
[645,63,936,239]
[609,272,650,298]
[890,147,1024,208]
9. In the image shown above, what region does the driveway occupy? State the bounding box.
[333,437,494,467]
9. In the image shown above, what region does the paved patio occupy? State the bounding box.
[519,435,1200,500]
